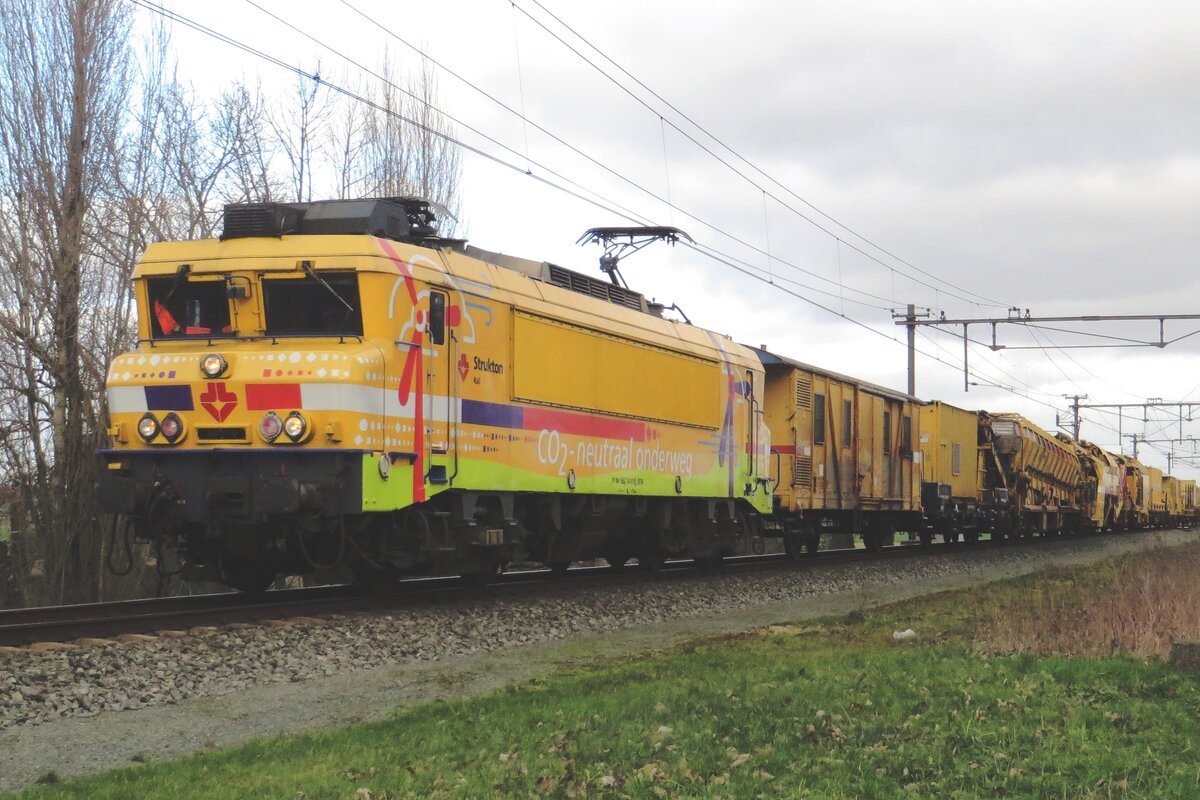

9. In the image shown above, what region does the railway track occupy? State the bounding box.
[0,530,1150,648]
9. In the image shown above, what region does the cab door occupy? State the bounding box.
[425,289,457,487]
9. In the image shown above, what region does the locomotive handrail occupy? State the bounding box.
[140,333,365,346]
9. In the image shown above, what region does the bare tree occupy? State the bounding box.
[270,67,334,203]
[351,52,462,230]
[326,75,369,200]
[403,58,462,225]
[359,50,412,201]
[216,81,279,204]
[0,0,135,605]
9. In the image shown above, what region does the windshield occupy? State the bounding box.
[147,276,231,338]
[262,273,362,336]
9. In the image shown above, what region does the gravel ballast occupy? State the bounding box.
[1,529,1195,792]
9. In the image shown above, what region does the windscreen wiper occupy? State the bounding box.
[300,261,355,315]
[165,263,191,301]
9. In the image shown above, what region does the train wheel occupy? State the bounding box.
[695,554,724,569]
[351,564,400,594]
[604,552,630,572]
[548,561,571,576]
[964,530,980,545]
[918,529,934,547]
[784,526,818,562]
[638,554,667,572]
[862,525,887,553]
[218,556,274,594]
[461,571,494,588]
[461,562,503,588]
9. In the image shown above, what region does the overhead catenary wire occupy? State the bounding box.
[508,0,1013,311]
[136,1,897,317]
[138,0,687,235]
[275,0,908,310]
[209,0,906,314]
[322,0,1012,312]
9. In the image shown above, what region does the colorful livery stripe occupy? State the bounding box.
[246,383,303,410]
[144,384,194,411]
[462,399,649,442]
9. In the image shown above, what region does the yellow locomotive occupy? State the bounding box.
[98,198,773,589]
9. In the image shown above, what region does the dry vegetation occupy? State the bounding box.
[972,544,1200,658]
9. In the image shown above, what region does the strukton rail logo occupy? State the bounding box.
[473,356,504,374]
[199,382,238,422]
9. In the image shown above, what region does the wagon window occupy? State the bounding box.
[262,273,362,336]
[813,394,826,446]
[842,400,853,448]
[951,442,961,475]
[883,411,891,454]
[902,416,912,454]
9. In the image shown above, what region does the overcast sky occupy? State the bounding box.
[155,0,1200,474]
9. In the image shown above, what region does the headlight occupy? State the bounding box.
[137,413,159,442]
[283,411,307,442]
[160,412,184,444]
[201,353,227,378]
[259,411,283,442]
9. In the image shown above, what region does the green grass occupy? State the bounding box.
[11,546,1200,799]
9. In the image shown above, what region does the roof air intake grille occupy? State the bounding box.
[546,264,644,312]
[221,203,302,240]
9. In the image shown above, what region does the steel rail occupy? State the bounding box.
[0,528,1168,648]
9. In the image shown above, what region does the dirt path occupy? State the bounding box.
[1,529,1194,794]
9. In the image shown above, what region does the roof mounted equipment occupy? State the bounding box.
[221,197,460,246]
[576,226,693,288]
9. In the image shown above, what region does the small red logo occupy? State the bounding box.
[457,353,470,380]
[199,382,238,422]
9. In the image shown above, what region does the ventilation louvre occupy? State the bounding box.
[546,264,644,312]
[221,204,301,240]
[795,375,812,409]
[793,455,813,487]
